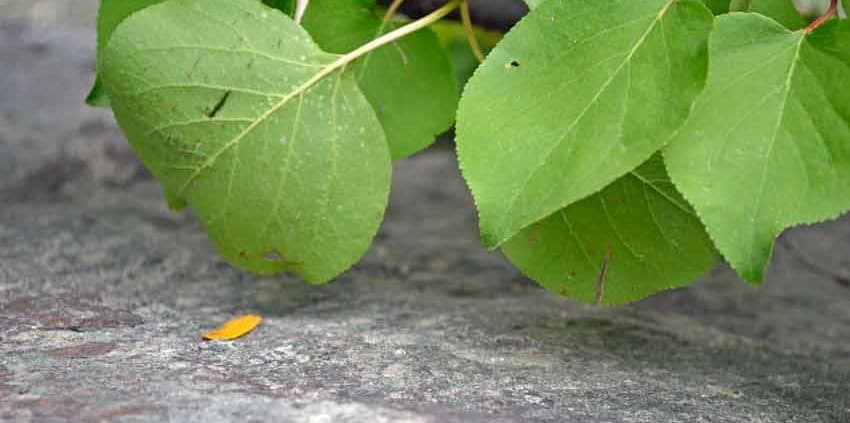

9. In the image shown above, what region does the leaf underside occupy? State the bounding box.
[664,14,850,282]
[502,155,718,305]
[456,0,713,248]
[102,0,391,283]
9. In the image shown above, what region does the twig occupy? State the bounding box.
[806,0,838,33]
[460,1,485,63]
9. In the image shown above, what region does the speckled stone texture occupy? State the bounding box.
[1,2,849,422]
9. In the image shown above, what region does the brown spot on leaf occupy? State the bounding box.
[529,227,542,246]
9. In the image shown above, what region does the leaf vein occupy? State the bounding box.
[135,45,328,68]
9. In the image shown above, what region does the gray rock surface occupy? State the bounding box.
[1,2,849,422]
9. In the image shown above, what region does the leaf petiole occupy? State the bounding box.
[460,1,485,63]
[806,0,838,33]
[294,0,309,24]
[329,0,461,73]
[383,0,406,23]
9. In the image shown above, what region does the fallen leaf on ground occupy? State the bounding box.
[202,315,262,341]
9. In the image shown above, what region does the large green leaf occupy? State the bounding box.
[701,0,731,14]
[86,0,320,106]
[664,14,850,283]
[747,0,807,29]
[271,0,458,160]
[87,0,166,106]
[101,0,391,283]
[502,155,718,305]
[456,0,713,248]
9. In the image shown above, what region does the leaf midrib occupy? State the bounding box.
[745,33,804,273]
[175,55,342,196]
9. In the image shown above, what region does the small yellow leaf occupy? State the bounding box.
[202,314,262,341]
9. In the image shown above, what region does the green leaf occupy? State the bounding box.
[729,0,751,11]
[280,0,458,160]
[455,0,714,248]
[524,0,546,9]
[87,0,166,107]
[261,0,295,14]
[748,0,807,29]
[431,21,502,91]
[101,0,391,283]
[502,155,718,305]
[701,0,731,14]
[86,78,109,108]
[663,14,850,283]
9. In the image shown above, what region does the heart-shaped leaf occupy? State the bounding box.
[102,0,391,283]
[664,14,850,282]
[456,0,713,248]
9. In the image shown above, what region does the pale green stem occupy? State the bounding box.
[294,0,309,24]
[383,0,406,23]
[460,1,485,63]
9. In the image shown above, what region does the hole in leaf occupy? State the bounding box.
[263,250,284,262]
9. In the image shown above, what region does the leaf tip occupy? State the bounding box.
[85,79,110,108]
[480,230,503,250]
